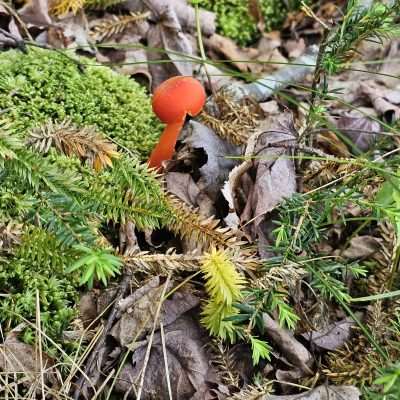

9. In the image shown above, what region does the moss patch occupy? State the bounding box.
[0,47,161,158]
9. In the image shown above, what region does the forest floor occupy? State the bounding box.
[0,0,400,399]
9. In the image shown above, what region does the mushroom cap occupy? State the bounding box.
[152,76,206,124]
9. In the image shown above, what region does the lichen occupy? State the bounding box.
[193,0,304,46]
[0,47,161,158]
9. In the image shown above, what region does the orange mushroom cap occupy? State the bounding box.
[152,76,206,124]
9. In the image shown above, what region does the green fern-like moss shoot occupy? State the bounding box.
[0,47,172,340]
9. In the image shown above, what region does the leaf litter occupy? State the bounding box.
[0,0,399,399]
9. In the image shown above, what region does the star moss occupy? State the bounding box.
[0,47,161,158]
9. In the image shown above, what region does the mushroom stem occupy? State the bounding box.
[147,120,184,170]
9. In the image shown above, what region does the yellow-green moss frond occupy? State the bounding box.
[201,248,246,305]
[201,299,239,342]
[50,0,85,16]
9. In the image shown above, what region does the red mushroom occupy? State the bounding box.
[148,76,206,170]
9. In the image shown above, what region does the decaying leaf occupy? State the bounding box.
[166,172,215,217]
[147,4,194,89]
[205,32,286,75]
[301,318,355,351]
[124,0,216,36]
[261,385,361,400]
[0,326,58,390]
[342,236,382,260]
[115,315,220,399]
[360,81,400,123]
[18,0,52,26]
[111,276,199,346]
[227,114,297,250]
[181,121,243,201]
[262,313,313,374]
[329,114,381,152]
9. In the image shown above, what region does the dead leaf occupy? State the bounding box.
[329,114,381,152]
[236,114,297,246]
[114,315,220,399]
[166,172,215,217]
[18,0,52,26]
[205,32,286,75]
[261,385,361,399]
[361,81,400,122]
[284,38,306,59]
[111,276,199,347]
[79,291,98,328]
[205,34,259,73]
[262,313,313,374]
[47,12,93,51]
[146,5,194,89]
[342,236,382,260]
[301,318,355,351]
[181,120,243,201]
[0,325,58,390]
[378,39,400,89]
[124,0,216,36]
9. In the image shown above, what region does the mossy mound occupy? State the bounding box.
[0,47,161,158]
[194,0,303,46]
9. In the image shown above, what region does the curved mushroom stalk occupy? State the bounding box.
[147,76,206,171]
[148,120,184,169]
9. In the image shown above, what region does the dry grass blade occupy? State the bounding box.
[90,12,151,42]
[27,120,120,172]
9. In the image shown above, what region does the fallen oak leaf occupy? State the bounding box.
[301,317,355,351]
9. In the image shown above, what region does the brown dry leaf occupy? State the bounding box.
[301,318,355,351]
[378,39,400,89]
[342,236,382,260]
[236,114,297,246]
[329,114,381,152]
[360,81,400,122]
[18,0,52,26]
[205,34,258,73]
[205,33,286,74]
[262,385,360,400]
[111,276,199,347]
[284,38,306,59]
[0,326,58,389]
[0,6,24,46]
[166,172,215,217]
[315,131,351,158]
[114,315,220,399]
[262,313,313,374]
[146,5,194,89]
[181,120,243,201]
[124,0,216,36]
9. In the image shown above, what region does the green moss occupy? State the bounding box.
[194,0,304,46]
[0,47,161,158]
[0,227,78,337]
